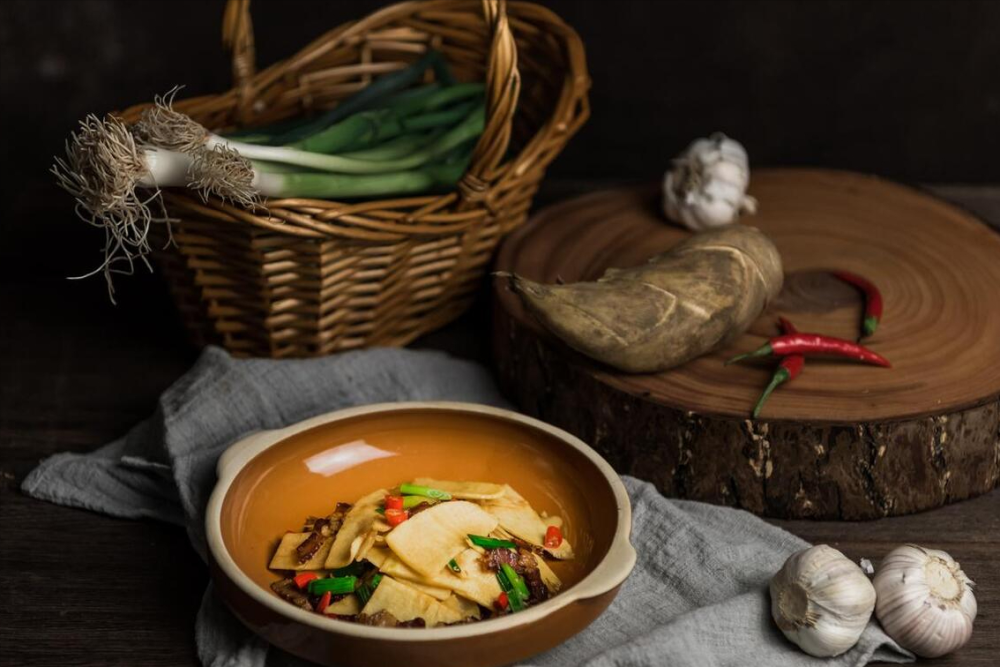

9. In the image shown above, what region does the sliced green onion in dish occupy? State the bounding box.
[399,483,453,501]
[354,573,383,607]
[403,495,433,509]
[467,534,517,549]
[447,559,462,574]
[330,561,368,578]
[501,563,531,600]
[496,568,525,612]
[307,575,357,596]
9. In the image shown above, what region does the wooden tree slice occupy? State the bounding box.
[493,169,1000,519]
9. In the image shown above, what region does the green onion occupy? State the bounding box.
[214,104,484,175]
[447,559,461,574]
[307,575,357,596]
[340,129,445,162]
[330,561,368,578]
[250,157,471,200]
[468,534,517,549]
[501,563,531,600]
[355,573,383,607]
[290,89,483,154]
[274,51,454,145]
[403,495,433,509]
[375,507,385,515]
[399,483,453,501]
[496,569,525,612]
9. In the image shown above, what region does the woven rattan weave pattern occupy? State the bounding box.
[121,0,588,357]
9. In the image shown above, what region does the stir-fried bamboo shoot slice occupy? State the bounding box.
[360,576,463,627]
[324,594,361,616]
[482,485,574,559]
[269,532,333,570]
[535,556,562,593]
[386,500,498,577]
[325,489,387,569]
[411,478,506,500]
[367,547,502,608]
[401,579,453,601]
[442,593,481,620]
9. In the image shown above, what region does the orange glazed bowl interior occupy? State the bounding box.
[206,403,635,667]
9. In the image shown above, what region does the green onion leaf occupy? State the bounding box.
[447,559,461,574]
[468,534,517,549]
[399,483,452,500]
[307,575,357,596]
[375,507,385,515]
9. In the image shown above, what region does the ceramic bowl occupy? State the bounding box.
[206,402,635,667]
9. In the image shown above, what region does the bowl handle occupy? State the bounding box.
[566,537,637,602]
[216,429,274,477]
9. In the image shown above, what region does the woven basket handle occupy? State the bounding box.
[222,0,256,122]
[221,0,519,198]
[458,0,520,204]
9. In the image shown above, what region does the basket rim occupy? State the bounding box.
[119,0,590,240]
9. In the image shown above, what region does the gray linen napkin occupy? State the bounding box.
[22,346,911,667]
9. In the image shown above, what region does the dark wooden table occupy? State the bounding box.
[1,184,997,666]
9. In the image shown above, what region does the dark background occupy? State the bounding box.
[2,0,999,287]
[1,5,999,665]
[0,0,996,323]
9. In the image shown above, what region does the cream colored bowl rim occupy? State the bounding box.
[205,401,636,643]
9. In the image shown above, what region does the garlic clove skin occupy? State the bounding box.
[873,544,976,658]
[770,544,877,657]
[662,133,757,231]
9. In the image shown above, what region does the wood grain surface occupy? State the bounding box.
[494,171,1000,519]
[1,184,998,666]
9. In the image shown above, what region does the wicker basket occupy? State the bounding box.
[119,0,588,358]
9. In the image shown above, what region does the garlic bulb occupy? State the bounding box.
[873,545,976,658]
[663,132,757,230]
[770,544,876,657]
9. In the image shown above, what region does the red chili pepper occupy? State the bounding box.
[726,333,891,367]
[544,525,563,549]
[293,572,320,590]
[315,590,332,614]
[832,270,883,338]
[495,592,509,610]
[384,508,408,527]
[384,495,404,511]
[750,317,807,419]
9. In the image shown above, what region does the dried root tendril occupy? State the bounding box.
[132,86,209,154]
[50,113,170,302]
[189,145,261,209]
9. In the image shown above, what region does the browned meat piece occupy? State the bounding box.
[522,564,549,602]
[296,503,353,563]
[296,517,330,563]
[407,501,434,516]
[509,535,545,556]
[270,578,313,611]
[482,547,519,572]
